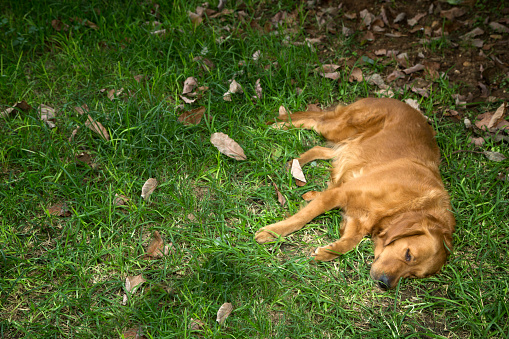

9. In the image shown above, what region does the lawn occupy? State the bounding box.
[1,0,508,338]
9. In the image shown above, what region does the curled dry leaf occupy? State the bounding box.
[85,115,110,141]
[1,100,32,118]
[302,190,320,201]
[228,80,243,94]
[47,202,71,217]
[272,183,286,206]
[291,159,306,186]
[348,68,363,82]
[189,318,206,331]
[254,79,262,100]
[107,88,124,100]
[122,327,147,339]
[189,11,203,26]
[178,106,206,125]
[407,13,426,27]
[125,274,146,293]
[403,64,425,74]
[180,95,196,104]
[210,132,247,160]
[38,104,57,128]
[141,178,158,200]
[279,106,289,116]
[461,27,484,40]
[216,302,233,325]
[114,193,130,206]
[252,50,261,61]
[73,104,89,115]
[489,22,509,33]
[488,102,507,129]
[469,137,485,146]
[404,99,421,112]
[394,12,406,24]
[483,151,506,162]
[182,77,198,94]
[145,231,165,258]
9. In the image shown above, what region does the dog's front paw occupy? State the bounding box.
[255,228,279,244]
[311,246,340,262]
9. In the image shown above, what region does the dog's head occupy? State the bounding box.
[371,212,453,290]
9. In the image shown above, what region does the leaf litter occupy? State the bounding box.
[210,132,247,160]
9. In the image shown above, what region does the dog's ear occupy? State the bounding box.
[381,212,425,247]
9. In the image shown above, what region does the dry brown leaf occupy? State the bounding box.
[85,115,110,141]
[469,137,485,146]
[178,107,206,125]
[273,183,286,206]
[223,93,232,102]
[252,50,261,61]
[189,318,206,331]
[107,88,124,100]
[291,159,306,185]
[51,19,69,32]
[489,22,509,33]
[180,95,196,104]
[189,11,203,26]
[122,327,147,339]
[403,64,425,74]
[387,70,405,82]
[1,100,32,118]
[366,74,387,89]
[407,13,425,27]
[183,77,198,94]
[394,12,406,24]
[193,56,215,70]
[141,178,158,200]
[488,102,507,129]
[362,31,375,42]
[39,104,57,128]
[228,80,243,94]
[216,302,233,325]
[315,64,340,74]
[74,104,89,115]
[47,202,71,217]
[145,231,164,258]
[404,99,421,112]
[134,75,145,83]
[461,27,484,40]
[210,132,246,160]
[125,275,146,293]
[484,151,506,162]
[302,191,319,201]
[359,9,374,28]
[348,68,363,82]
[279,106,289,116]
[114,193,130,206]
[440,7,466,20]
[254,79,262,100]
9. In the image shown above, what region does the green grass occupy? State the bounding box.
[1,1,508,338]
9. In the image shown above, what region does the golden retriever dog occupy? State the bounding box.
[255,98,455,289]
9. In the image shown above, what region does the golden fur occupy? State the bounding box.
[255,98,455,289]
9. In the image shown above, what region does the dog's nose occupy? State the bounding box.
[377,274,390,290]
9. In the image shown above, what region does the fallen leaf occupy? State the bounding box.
[302,191,319,201]
[273,183,286,206]
[47,202,71,217]
[122,327,147,339]
[125,275,146,293]
[403,64,425,74]
[483,151,506,162]
[51,19,69,32]
[360,9,374,28]
[279,106,289,116]
[394,12,406,24]
[407,13,426,27]
[348,68,363,82]
[189,318,206,331]
[0,101,32,118]
[254,79,262,100]
[145,231,165,258]
[180,95,196,104]
[440,7,466,20]
[38,104,57,128]
[106,88,124,100]
[252,50,261,61]
[315,64,340,74]
[193,56,215,70]
[291,159,306,186]
[141,178,158,200]
[73,104,89,115]
[189,11,203,26]
[217,0,226,11]
[488,102,507,129]
[216,302,233,325]
[469,137,485,146]
[387,70,405,82]
[489,22,509,33]
[183,77,198,94]
[114,193,130,206]
[461,27,484,40]
[365,73,387,89]
[178,107,206,125]
[210,132,247,160]
[228,80,243,94]
[85,115,110,140]
[404,99,421,112]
